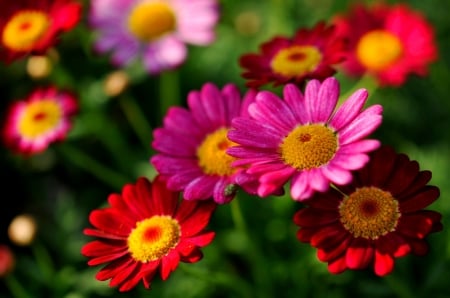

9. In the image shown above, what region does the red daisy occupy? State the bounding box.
[333,3,437,86]
[239,21,347,88]
[294,146,442,276]
[81,176,216,292]
[0,0,81,63]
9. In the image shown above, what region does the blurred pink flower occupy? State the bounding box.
[2,86,78,156]
[333,3,437,86]
[89,0,219,74]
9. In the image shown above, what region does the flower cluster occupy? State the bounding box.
[0,0,443,295]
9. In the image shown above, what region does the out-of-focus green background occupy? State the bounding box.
[1,0,449,297]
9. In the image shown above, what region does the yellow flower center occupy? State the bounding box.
[270,45,322,77]
[18,99,62,139]
[280,124,337,170]
[127,215,181,263]
[127,2,176,42]
[339,187,400,240]
[2,10,50,51]
[197,127,237,176]
[356,30,403,71]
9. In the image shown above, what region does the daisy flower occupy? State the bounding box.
[239,21,347,88]
[89,0,219,74]
[333,3,437,86]
[227,76,383,201]
[0,0,81,63]
[2,86,78,156]
[82,176,216,292]
[151,83,257,204]
[294,146,443,276]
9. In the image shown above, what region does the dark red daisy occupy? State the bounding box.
[0,0,81,63]
[294,145,442,276]
[239,21,347,88]
[81,176,216,292]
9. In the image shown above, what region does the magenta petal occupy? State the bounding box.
[330,88,368,131]
[314,77,339,122]
[184,176,217,200]
[321,164,353,185]
[338,105,383,145]
[304,79,321,121]
[283,84,308,124]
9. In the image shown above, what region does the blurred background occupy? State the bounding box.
[1,0,449,297]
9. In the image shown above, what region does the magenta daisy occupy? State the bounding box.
[89,0,219,74]
[151,83,257,204]
[227,76,383,201]
[2,86,78,156]
[294,146,443,276]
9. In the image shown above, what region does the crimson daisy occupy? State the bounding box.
[333,3,437,86]
[227,77,382,201]
[81,176,216,292]
[151,83,257,204]
[2,86,78,156]
[0,0,81,63]
[239,21,347,88]
[294,146,443,276]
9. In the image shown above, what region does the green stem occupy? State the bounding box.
[118,94,153,152]
[158,70,180,123]
[4,275,32,298]
[179,264,253,298]
[57,144,130,190]
[338,73,379,105]
[31,241,55,283]
[230,198,273,298]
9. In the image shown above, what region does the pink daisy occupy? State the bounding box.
[89,0,219,74]
[333,3,437,86]
[151,83,257,204]
[2,86,78,156]
[227,77,383,201]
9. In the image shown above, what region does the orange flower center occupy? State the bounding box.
[339,186,400,239]
[356,29,403,71]
[270,45,322,77]
[2,10,50,51]
[197,127,237,176]
[127,215,181,263]
[127,2,176,42]
[280,124,337,170]
[18,99,62,139]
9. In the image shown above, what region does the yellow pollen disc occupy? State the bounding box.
[356,29,403,71]
[2,10,50,51]
[127,215,181,263]
[270,45,322,77]
[197,127,237,176]
[339,187,400,240]
[280,124,337,170]
[127,2,176,42]
[18,99,62,139]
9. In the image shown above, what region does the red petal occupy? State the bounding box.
[317,235,351,262]
[89,209,133,236]
[303,189,342,210]
[160,250,180,280]
[149,176,179,215]
[83,228,126,240]
[376,233,411,258]
[400,186,440,212]
[177,201,216,237]
[397,212,438,239]
[384,156,418,195]
[184,231,215,247]
[293,208,339,227]
[365,146,397,187]
[96,257,134,281]
[296,227,317,243]
[328,255,348,274]
[310,225,346,248]
[397,171,432,198]
[345,238,374,269]
[374,250,394,276]
[81,240,125,257]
